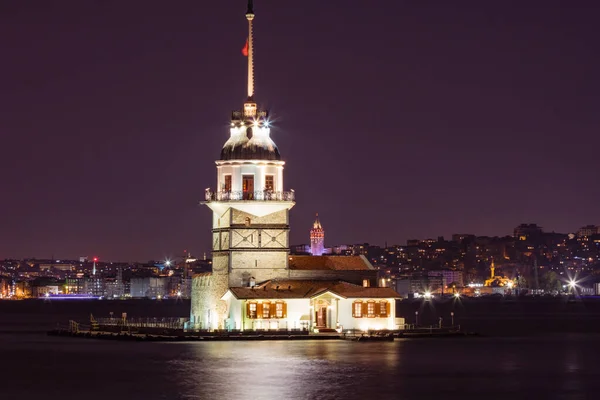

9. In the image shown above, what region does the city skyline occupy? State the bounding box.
[1,0,599,260]
[2,221,597,263]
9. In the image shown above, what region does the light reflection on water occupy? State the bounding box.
[173,342,403,400]
[1,334,599,400]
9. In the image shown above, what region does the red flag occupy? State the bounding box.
[242,38,249,56]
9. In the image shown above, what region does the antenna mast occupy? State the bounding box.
[246,0,255,100]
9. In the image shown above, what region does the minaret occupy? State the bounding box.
[192,0,295,330]
[310,213,325,256]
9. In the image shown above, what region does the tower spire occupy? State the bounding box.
[310,213,325,256]
[313,213,322,229]
[246,0,255,100]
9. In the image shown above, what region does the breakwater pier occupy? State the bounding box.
[47,316,471,342]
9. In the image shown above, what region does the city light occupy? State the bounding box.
[454,292,460,298]
[467,283,484,288]
[165,260,172,267]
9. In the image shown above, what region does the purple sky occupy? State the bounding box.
[1,0,599,261]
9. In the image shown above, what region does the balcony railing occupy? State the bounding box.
[204,189,295,202]
[231,110,268,120]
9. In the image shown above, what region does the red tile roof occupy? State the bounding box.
[226,279,400,300]
[325,281,400,298]
[288,255,373,271]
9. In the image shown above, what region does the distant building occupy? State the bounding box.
[32,285,59,297]
[331,245,352,255]
[0,277,10,298]
[452,234,475,243]
[86,277,105,297]
[577,225,599,238]
[310,213,325,256]
[290,244,311,255]
[36,263,76,272]
[394,275,444,297]
[14,281,32,298]
[428,270,464,287]
[514,223,543,240]
[130,277,169,298]
[65,277,86,294]
[105,269,125,298]
[179,277,192,298]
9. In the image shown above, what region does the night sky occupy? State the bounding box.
[1,0,599,261]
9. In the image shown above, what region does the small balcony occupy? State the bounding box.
[204,189,295,202]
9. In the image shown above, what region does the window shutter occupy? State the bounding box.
[257,303,263,319]
[270,302,276,317]
[283,302,287,318]
[386,302,390,318]
[246,302,251,318]
[362,302,368,318]
[352,302,356,317]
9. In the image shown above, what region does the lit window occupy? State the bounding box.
[224,175,232,192]
[265,175,274,191]
[248,303,257,319]
[353,302,362,318]
[275,302,284,318]
[367,302,376,317]
[262,302,270,319]
[379,301,388,317]
[244,103,257,117]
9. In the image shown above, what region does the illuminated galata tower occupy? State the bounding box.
[190,0,295,330]
[310,213,325,256]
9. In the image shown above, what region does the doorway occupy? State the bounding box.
[316,306,327,328]
[242,175,254,200]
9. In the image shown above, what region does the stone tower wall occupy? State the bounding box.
[192,203,292,329]
[229,250,290,286]
[189,253,230,330]
[231,208,288,225]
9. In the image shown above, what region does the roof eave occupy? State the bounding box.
[310,290,347,300]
